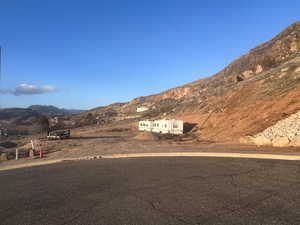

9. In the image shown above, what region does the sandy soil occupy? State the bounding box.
[176,84,300,142]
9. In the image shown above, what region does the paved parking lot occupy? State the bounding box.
[1,157,300,225]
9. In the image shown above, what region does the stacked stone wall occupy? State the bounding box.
[243,111,300,147]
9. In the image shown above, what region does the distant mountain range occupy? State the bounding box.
[0,105,85,121]
[28,105,84,116]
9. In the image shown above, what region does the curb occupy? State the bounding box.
[1,152,300,172]
[101,152,300,160]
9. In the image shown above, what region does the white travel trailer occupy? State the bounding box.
[138,120,153,132]
[139,119,184,135]
[152,119,184,134]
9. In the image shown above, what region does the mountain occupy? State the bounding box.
[79,22,300,142]
[0,108,40,121]
[28,105,66,116]
[28,105,85,116]
[0,105,85,122]
[60,108,85,115]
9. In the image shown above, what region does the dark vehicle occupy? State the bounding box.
[0,128,8,138]
[47,130,70,140]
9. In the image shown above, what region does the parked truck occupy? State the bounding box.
[47,129,71,140]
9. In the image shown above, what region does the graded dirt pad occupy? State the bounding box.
[133,131,159,141]
[1,157,300,225]
[3,123,300,172]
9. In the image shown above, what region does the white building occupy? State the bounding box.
[138,119,184,135]
[137,106,149,113]
[138,120,153,132]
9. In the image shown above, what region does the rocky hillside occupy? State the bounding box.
[0,105,84,125]
[0,108,40,121]
[28,105,84,116]
[79,22,300,143]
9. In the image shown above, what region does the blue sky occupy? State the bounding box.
[0,0,299,109]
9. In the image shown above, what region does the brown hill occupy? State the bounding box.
[78,22,300,142]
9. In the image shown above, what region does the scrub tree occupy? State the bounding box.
[38,116,50,138]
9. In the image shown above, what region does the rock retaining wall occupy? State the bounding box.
[243,111,300,147]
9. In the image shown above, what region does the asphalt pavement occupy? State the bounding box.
[1,157,300,225]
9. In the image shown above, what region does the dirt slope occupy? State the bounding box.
[77,22,300,142]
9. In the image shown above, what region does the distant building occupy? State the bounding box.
[54,117,59,124]
[139,119,183,135]
[137,106,149,113]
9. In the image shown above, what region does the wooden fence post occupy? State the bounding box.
[31,140,35,150]
[30,140,35,158]
[29,149,35,158]
[15,149,19,160]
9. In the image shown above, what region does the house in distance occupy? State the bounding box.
[136,106,149,112]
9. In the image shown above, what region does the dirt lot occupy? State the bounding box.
[2,123,300,170]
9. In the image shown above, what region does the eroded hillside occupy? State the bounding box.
[77,22,300,142]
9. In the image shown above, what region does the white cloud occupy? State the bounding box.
[0,83,59,96]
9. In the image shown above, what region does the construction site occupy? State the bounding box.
[1,5,300,224]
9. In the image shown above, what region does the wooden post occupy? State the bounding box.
[39,148,43,158]
[30,140,35,158]
[29,149,35,158]
[15,149,19,160]
[31,140,35,150]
